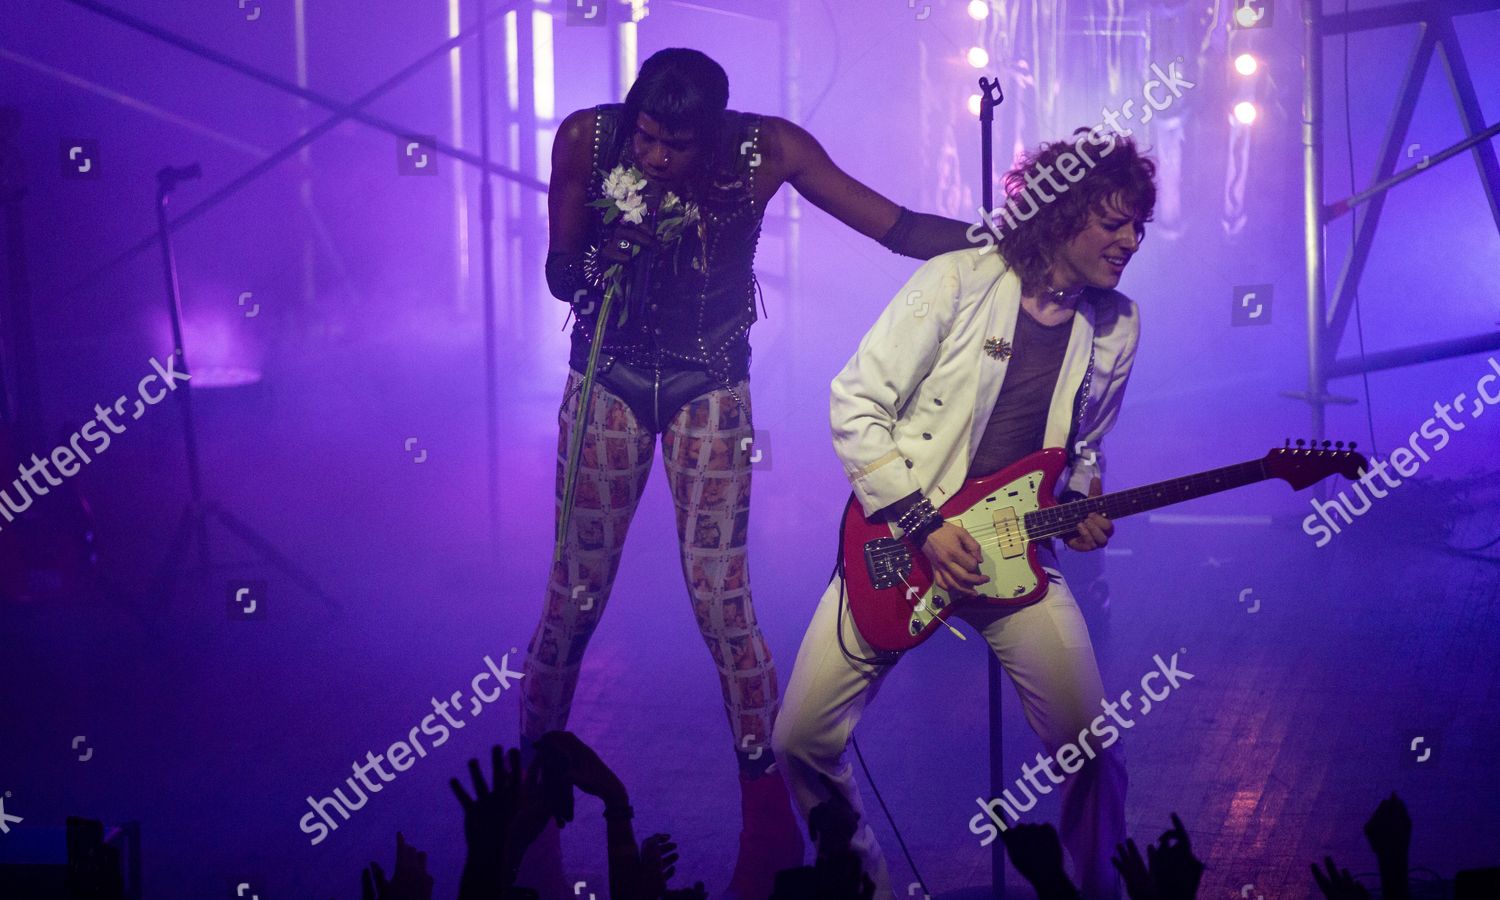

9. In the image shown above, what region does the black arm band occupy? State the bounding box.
[878,206,976,260]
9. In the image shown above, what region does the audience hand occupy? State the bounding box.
[1002,823,1081,899]
[451,746,547,856]
[638,832,679,898]
[1312,856,1372,900]
[1147,813,1204,900]
[1363,792,1411,899]
[1113,837,1160,900]
[451,745,548,898]
[537,730,628,807]
[360,832,434,900]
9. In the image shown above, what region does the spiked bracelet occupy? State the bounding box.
[907,513,945,548]
[896,497,943,545]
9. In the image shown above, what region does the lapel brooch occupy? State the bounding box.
[983,336,1013,361]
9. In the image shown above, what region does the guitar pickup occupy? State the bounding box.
[863,537,911,590]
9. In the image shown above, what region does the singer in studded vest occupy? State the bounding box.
[522,47,973,896]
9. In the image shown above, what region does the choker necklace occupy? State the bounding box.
[1041,283,1087,303]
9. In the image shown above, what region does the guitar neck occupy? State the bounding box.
[1024,459,1269,536]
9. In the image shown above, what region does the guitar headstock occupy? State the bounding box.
[1264,439,1368,490]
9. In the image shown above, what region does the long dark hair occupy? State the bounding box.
[611,48,730,171]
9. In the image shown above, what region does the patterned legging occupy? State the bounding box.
[520,369,779,774]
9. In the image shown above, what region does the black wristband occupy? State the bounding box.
[878,207,918,255]
[545,249,604,304]
[877,206,975,259]
[908,515,944,548]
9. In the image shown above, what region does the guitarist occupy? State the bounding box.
[773,129,1157,899]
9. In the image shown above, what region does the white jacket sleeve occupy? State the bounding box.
[830,252,966,516]
[1064,297,1140,497]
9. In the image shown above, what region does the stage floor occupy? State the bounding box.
[5,334,1497,898]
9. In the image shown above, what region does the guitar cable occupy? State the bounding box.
[828,518,933,897]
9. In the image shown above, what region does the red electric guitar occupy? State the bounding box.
[840,442,1367,652]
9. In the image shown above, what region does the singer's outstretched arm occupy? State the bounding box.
[755,116,975,260]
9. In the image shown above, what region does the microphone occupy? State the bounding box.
[627,181,665,321]
[156,163,202,192]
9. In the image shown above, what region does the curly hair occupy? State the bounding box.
[985,128,1158,296]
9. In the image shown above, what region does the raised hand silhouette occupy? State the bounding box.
[1146,813,1204,900]
[1113,837,1160,900]
[639,832,679,897]
[450,745,548,898]
[360,832,434,900]
[1002,823,1081,899]
[536,730,628,807]
[1312,855,1372,900]
[1363,792,1411,900]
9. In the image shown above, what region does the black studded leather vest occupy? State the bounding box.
[567,104,765,384]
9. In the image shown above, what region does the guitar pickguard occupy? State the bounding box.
[950,468,1046,601]
[900,469,1047,637]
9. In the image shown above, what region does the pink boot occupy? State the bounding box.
[726,768,807,899]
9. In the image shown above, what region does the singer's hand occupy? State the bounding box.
[599,223,659,264]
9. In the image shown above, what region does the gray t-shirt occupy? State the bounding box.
[966,308,1073,478]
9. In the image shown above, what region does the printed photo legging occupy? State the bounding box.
[520,369,779,775]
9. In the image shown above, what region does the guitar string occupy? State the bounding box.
[870,457,1340,567]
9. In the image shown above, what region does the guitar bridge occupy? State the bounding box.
[863,537,911,589]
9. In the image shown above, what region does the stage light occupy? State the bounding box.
[1234,53,1258,76]
[1233,101,1258,124]
[967,0,991,20]
[968,93,983,116]
[1234,2,1269,28]
[967,46,990,68]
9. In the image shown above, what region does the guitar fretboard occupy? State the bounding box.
[1022,459,1268,537]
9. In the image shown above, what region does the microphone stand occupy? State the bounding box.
[149,163,339,616]
[978,74,1008,900]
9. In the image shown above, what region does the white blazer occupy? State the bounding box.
[830,247,1140,520]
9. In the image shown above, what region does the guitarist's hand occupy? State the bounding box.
[922,524,989,595]
[1064,477,1113,552]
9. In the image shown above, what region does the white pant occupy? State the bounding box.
[772,556,1126,899]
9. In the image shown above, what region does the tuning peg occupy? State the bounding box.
[1284,437,1291,448]
[1350,441,1357,450]
[1322,440,1332,449]
[1335,440,1344,449]
[1295,439,1306,448]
